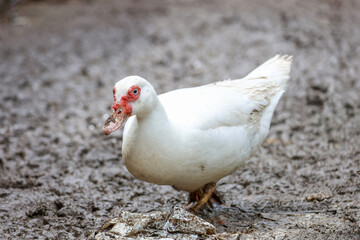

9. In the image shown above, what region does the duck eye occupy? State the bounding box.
[132,89,138,95]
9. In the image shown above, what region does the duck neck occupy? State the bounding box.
[136,97,170,130]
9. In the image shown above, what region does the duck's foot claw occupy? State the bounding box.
[184,182,224,212]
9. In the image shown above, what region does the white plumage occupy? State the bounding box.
[103,55,292,208]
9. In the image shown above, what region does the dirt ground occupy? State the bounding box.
[0,0,359,239]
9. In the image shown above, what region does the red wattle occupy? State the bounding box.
[112,102,121,111]
[112,85,140,115]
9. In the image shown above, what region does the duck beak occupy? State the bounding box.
[103,106,129,135]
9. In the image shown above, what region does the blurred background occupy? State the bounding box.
[0,0,359,239]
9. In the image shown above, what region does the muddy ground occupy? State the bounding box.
[0,0,359,239]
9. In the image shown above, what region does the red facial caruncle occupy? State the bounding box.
[112,85,141,115]
[113,87,116,101]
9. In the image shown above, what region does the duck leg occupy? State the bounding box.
[184,182,224,211]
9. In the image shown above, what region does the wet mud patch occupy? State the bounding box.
[0,0,359,239]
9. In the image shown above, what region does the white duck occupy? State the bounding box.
[103,55,292,210]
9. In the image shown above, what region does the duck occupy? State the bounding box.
[103,55,292,211]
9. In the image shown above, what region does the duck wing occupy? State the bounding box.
[159,55,292,133]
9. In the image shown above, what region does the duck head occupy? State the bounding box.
[103,76,157,135]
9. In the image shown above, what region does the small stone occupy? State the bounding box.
[305,190,332,202]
